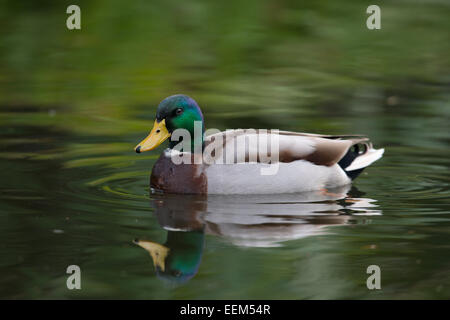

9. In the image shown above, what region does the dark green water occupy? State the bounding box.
[0,1,449,299]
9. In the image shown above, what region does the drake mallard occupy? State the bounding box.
[135,94,384,194]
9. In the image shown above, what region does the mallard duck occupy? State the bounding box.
[135,94,384,194]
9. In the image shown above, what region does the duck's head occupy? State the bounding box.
[135,94,204,153]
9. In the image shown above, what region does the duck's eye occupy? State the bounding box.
[175,108,183,116]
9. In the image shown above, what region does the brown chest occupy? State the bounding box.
[150,153,207,194]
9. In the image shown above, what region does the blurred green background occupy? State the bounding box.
[0,0,449,299]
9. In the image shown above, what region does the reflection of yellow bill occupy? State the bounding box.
[135,119,171,153]
[134,239,169,272]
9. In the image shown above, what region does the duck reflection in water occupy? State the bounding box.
[134,185,381,283]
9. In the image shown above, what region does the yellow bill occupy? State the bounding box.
[135,119,171,153]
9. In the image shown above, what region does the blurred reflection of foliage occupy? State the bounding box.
[0,0,448,153]
[0,1,448,107]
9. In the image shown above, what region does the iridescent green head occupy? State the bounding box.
[135,94,205,153]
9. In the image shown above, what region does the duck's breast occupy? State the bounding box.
[151,152,207,194]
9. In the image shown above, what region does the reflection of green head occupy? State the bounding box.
[134,230,204,283]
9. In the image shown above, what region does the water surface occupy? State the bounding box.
[0,0,449,299]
